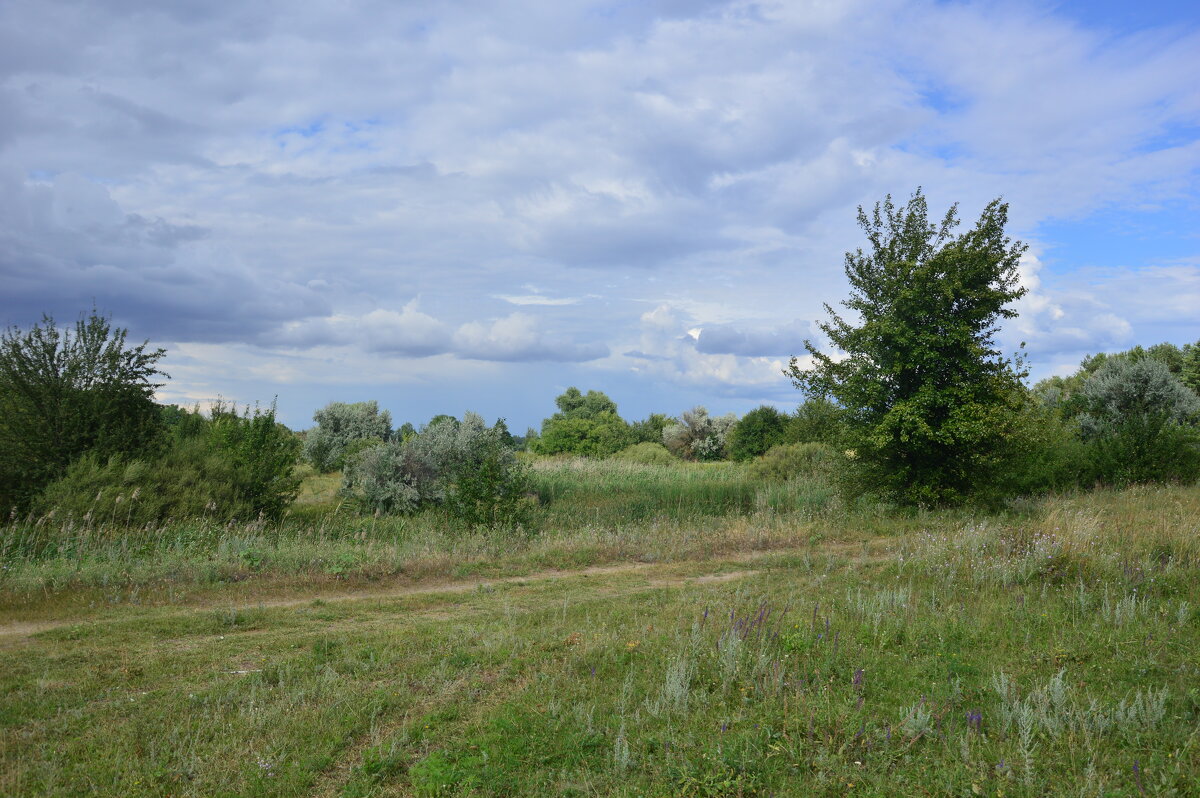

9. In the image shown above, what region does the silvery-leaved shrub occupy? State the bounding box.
[662,407,738,461]
[303,400,392,473]
[340,439,428,515]
[342,412,532,530]
[1077,358,1200,484]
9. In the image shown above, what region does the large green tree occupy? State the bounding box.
[786,189,1028,505]
[0,311,166,512]
[726,405,788,461]
[533,388,633,457]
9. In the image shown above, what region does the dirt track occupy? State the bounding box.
[0,539,888,645]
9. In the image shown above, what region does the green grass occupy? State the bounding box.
[530,458,816,525]
[0,458,842,600]
[2,463,1199,794]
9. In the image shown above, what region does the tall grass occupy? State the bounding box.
[5,458,1197,607]
[531,458,833,526]
[0,458,839,597]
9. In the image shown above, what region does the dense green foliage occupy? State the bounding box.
[532,388,634,457]
[1034,340,1200,408]
[1182,341,1200,394]
[1025,343,1200,489]
[303,400,392,472]
[788,190,1028,506]
[36,402,301,525]
[342,413,531,529]
[0,312,166,512]
[785,397,847,445]
[629,412,675,445]
[725,405,788,461]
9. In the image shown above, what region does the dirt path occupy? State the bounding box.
[0,539,890,645]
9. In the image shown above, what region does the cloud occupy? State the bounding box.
[1,0,1197,423]
[693,319,815,357]
[0,170,328,341]
[1000,252,1137,360]
[494,293,579,306]
[267,305,606,364]
[453,312,607,362]
[362,304,451,356]
[619,304,795,397]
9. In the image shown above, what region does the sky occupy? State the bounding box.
[1,0,1198,432]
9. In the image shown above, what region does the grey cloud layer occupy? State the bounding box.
[269,304,607,363]
[0,0,1197,397]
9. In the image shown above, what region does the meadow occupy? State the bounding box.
[2,460,1198,796]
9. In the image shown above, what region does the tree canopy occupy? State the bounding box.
[0,311,166,511]
[533,388,633,457]
[787,189,1028,505]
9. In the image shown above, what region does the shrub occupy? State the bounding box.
[303,400,392,472]
[533,413,633,457]
[1077,358,1200,485]
[993,402,1088,498]
[748,442,838,482]
[443,429,533,530]
[662,407,737,461]
[0,311,166,512]
[342,413,531,529]
[341,439,429,515]
[36,402,301,524]
[611,442,677,466]
[533,388,634,457]
[725,406,788,461]
[629,413,675,445]
[206,401,303,520]
[785,397,847,445]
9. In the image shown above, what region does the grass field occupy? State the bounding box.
[2,461,1199,795]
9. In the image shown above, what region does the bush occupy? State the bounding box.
[206,401,304,520]
[533,388,634,457]
[993,402,1088,498]
[725,406,788,461]
[533,413,633,457]
[785,398,847,445]
[0,311,166,512]
[1076,358,1200,485]
[611,442,677,466]
[443,430,533,530]
[303,400,392,472]
[748,443,838,482]
[629,413,675,445]
[342,413,532,530]
[662,407,737,461]
[36,402,301,525]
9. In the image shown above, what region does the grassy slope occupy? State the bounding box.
[1,466,1199,795]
